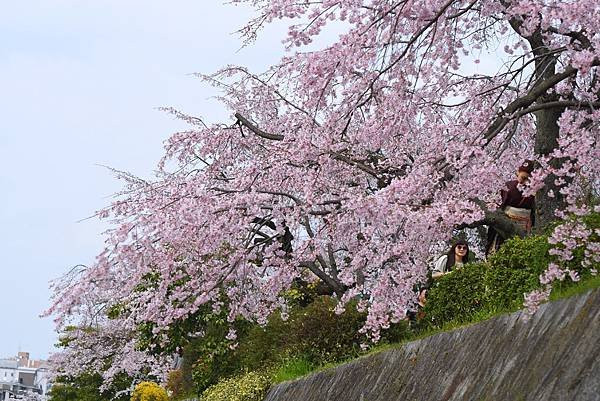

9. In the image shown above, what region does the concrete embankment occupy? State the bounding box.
[264,289,600,401]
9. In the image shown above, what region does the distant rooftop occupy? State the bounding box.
[0,352,47,369]
[0,359,18,369]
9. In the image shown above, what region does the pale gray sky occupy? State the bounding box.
[0,0,290,359]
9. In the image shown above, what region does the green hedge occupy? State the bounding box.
[485,235,552,309]
[425,213,600,326]
[48,373,131,401]
[425,234,558,325]
[423,262,489,324]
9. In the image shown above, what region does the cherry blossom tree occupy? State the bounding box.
[46,0,600,385]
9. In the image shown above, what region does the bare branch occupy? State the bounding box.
[516,101,600,116]
[330,151,380,178]
[546,27,592,49]
[235,113,285,141]
[299,260,346,297]
[457,199,526,239]
[482,66,579,145]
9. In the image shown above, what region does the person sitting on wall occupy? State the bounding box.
[485,160,536,256]
[432,239,470,279]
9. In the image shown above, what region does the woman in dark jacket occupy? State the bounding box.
[486,160,536,255]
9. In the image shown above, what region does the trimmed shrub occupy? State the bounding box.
[200,372,271,401]
[424,235,553,325]
[485,235,552,309]
[425,262,489,324]
[130,381,168,401]
[183,313,250,394]
[424,212,600,327]
[183,295,367,394]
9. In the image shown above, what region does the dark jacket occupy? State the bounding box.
[485,180,536,255]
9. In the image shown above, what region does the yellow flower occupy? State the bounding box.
[130,381,169,401]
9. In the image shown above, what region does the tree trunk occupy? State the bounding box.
[526,30,568,230]
[533,106,566,229]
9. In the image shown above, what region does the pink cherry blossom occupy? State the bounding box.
[45,0,600,387]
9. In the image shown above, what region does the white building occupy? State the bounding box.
[0,360,18,385]
[0,353,50,400]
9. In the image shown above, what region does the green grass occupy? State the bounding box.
[268,274,600,384]
[270,357,315,384]
[550,273,600,301]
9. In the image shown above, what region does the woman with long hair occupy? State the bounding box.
[432,239,470,279]
[406,239,470,322]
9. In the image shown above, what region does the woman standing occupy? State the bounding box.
[486,160,536,255]
[432,239,470,279]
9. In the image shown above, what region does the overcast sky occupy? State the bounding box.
[0,0,293,360]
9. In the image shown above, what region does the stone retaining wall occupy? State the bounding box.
[264,289,600,401]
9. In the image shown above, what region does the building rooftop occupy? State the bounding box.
[0,360,18,369]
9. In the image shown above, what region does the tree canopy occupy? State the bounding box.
[45,0,600,387]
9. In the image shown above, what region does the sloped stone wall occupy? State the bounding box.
[264,289,600,401]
